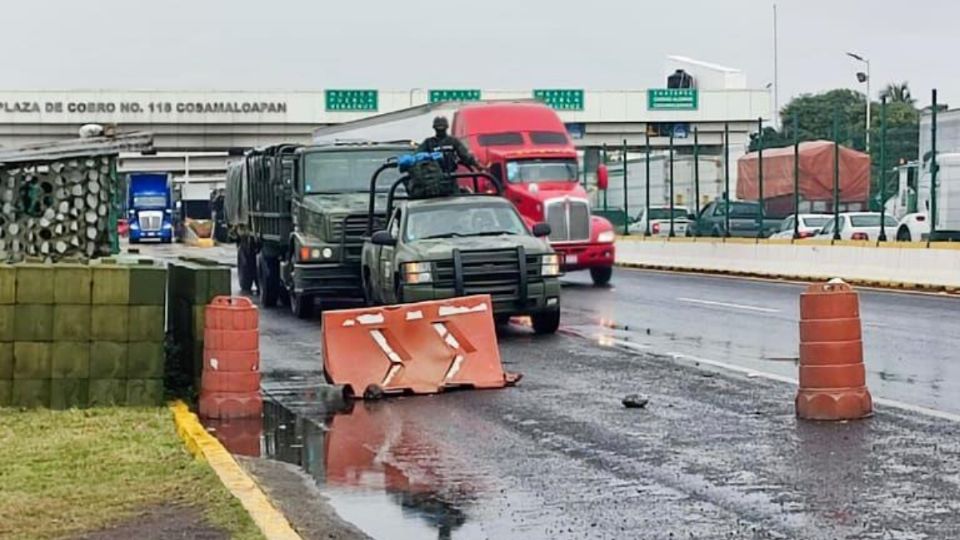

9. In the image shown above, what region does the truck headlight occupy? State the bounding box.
[597,231,616,243]
[299,246,333,261]
[542,254,560,277]
[402,262,433,284]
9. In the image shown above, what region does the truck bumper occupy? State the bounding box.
[292,262,362,298]
[400,279,561,317]
[129,229,172,242]
[552,242,615,271]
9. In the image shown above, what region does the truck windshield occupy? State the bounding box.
[303,150,401,194]
[405,202,527,242]
[505,158,578,184]
[132,195,167,209]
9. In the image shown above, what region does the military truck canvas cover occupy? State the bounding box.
[224,159,248,226]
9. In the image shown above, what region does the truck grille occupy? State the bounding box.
[138,211,162,232]
[434,248,542,307]
[331,213,384,260]
[545,199,590,243]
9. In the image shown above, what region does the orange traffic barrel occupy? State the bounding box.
[796,279,872,420]
[199,296,262,419]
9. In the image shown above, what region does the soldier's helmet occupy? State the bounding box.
[433,116,450,131]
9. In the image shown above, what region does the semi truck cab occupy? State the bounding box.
[452,102,616,285]
[126,172,173,243]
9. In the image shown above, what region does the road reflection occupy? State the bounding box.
[261,399,481,540]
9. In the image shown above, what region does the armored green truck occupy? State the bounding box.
[360,156,562,334]
[225,142,408,317]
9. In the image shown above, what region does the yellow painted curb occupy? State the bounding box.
[170,400,302,540]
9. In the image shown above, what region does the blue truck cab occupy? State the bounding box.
[127,172,173,243]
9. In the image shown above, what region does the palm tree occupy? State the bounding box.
[880,82,915,105]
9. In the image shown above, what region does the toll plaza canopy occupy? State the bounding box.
[737,140,870,203]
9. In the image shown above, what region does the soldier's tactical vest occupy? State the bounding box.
[406,159,456,199]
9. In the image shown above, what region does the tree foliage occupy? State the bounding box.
[880,82,915,105]
[748,85,921,203]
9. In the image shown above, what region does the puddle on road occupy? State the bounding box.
[203,394,493,540]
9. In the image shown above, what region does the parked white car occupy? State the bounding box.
[813,212,899,241]
[627,206,692,237]
[770,214,832,239]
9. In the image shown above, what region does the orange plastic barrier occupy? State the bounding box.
[322,294,519,398]
[796,280,872,420]
[199,296,263,419]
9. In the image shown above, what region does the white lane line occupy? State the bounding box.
[676,297,781,313]
[564,326,960,423]
[666,351,960,423]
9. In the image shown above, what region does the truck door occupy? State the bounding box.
[374,208,402,303]
[279,155,296,239]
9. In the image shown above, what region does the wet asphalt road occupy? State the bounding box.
[561,267,960,416]
[139,243,960,538]
[248,276,960,539]
[256,318,960,539]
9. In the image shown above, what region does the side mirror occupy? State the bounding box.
[532,222,552,237]
[371,230,396,246]
[596,164,609,191]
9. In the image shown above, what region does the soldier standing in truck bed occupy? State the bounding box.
[418,116,481,173]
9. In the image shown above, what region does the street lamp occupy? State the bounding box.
[846,51,871,152]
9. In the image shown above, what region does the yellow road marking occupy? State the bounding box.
[169,400,302,540]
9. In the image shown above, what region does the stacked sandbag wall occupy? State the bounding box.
[0,156,120,262]
[0,258,167,408]
[166,257,232,393]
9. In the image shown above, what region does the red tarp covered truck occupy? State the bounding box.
[737,140,871,217]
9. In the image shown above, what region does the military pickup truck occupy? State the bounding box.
[360,155,562,334]
[225,142,408,318]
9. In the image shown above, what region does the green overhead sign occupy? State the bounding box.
[533,89,584,111]
[647,89,699,110]
[429,89,482,103]
[325,89,378,112]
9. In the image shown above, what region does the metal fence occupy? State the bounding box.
[592,89,951,242]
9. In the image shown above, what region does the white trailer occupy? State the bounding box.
[894,108,960,241]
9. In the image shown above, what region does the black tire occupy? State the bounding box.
[257,253,281,308]
[289,289,314,319]
[532,309,560,335]
[896,227,912,242]
[129,237,140,245]
[590,266,613,286]
[237,244,255,293]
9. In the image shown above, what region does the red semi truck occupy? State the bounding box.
[451,102,616,285]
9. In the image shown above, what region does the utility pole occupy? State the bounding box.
[773,3,780,129]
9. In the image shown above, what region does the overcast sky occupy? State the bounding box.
[3,0,957,111]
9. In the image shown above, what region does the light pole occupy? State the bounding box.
[846,51,871,152]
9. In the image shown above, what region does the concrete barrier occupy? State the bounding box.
[615,237,960,290]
